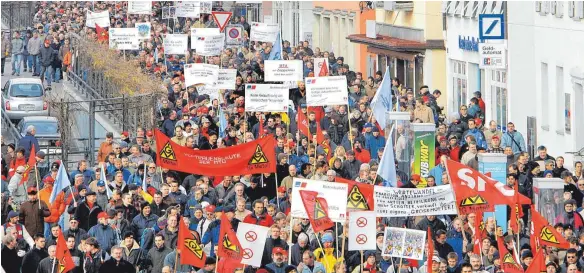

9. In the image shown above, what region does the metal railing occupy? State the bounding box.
[1,2,36,31]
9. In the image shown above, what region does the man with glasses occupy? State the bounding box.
[560,249,582,273]
[63,216,87,248]
[459,105,472,125]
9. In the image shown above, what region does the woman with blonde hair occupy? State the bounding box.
[329,146,346,168]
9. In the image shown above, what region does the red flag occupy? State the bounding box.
[427,227,434,273]
[497,236,524,273]
[531,205,571,249]
[445,159,531,214]
[258,116,265,138]
[509,184,523,234]
[299,190,335,232]
[56,230,75,273]
[472,212,486,256]
[155,129,276,176]
[525,249,546,273]
[178,217,206,268]
[96,24,109,42]
[318,59,329,77]
[335,177,375,211]
[297,106,311,139]
[20,145,36,185]
[217,214,243,262]
[315,122,325,144]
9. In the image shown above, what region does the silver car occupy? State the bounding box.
[17,116,62,155]
[2,78,49,121]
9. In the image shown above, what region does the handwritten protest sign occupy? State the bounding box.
[374,185,457,217]
[128,2,152,15]
[184,64,219,87]
[264,60,303,82]
[163,34,188,55]
[250,22,279,42]
[109,28,140,50]
[305,76,348,106]
[216,69,237,90]
[194,34,225,56]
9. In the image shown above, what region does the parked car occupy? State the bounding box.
[2,78,49,121]
[17,116,61,155]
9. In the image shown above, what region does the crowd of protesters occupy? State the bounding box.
[1,1,584,273]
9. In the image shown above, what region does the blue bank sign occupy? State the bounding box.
[458,35,479,52]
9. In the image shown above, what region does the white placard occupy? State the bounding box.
[200,1,212,14]
[303,32,312,46]
[382,227,427,260]
[348,211,377,251]
[250,22,279,42]
[135,22,151,40]
[291,178,348,222]
[163,34,188,55]
[244,84,289,113]
[128,1,152,15]
[225,26,243,45]
[305,76,348,106]
[86,10,110,28]
[190,28,220,49]
[236,223,269,267]
[197,85,220,104]
[216,69,237,89]
[264,60,303,82]
[263,15,273,24]
[109,28,140,50]
[175,2,200,18]
[479,43,507,69]
[194,34,224,56]
[374,185,457,217]
[184,64,219,87]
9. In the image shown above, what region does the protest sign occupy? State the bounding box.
[194,34,225,56]
[226,26,243,45]
[176,2,200,18]
[250,22,279,42]
[197,85,220,103]
[374,185,457,217]
[184,64,219,87]
[413,124,436,188]
[163,34,188,55]
[348,211,376,251]
[200,1,212,14]
[86,10,110,28]
[190,28,221,49]
[264,60,304,82]
[236,223,269,267]
[162,6,176,19]
[291,178,348,222]
[127,1,152,15]
[305,76,348,106]
[314,58,329,77]
[244,84,289,113]
[216,69,237,90]
[382,227,426,260]
[108,28,140,50]
[135,22,151,40]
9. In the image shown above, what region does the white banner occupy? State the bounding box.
[264,60,304,82]
[291,178,348,222]
[216,69,237,89]
[163,34,188,55]
[382,227,426,260]
[314,58,329,77]
[225,26,243,45]
[374,185,457,217]
[250,22,279,42]
[236,223,269,267]
[244,84,289,113]
[194,34,224,56]
[305,76,348,106]
[135,22,151,40]
[200,1,212,14]
[184,64,219,87]
[175,2,200,18]
[127,1,152,15]
[479,43,507,70]
[190,28,220,49]
[196,85,219,105]
[86,10,110,28]
[348,211,376,251]
[109,28,140,50]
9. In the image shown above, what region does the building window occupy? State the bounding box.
[292,2,299,46]
[452,60,468,111]
[541,63,549,130]
[491,70,507,131]
[378,55,387,76]
[556,66,565,134]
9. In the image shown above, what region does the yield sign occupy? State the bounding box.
[212,11,232,32]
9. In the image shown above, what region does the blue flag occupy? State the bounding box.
[142,166,147,193]
[101,164,113,199]
[219,107,228,138]
[370,67,392,128]
[377,126,398,187]
[50,164,70,203]
[268,32,282,60]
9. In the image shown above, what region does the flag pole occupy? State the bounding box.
[35,164,41,209]
[335,223,339,260]
[360,250,364,273]
[51,256,56,273]
[275,172,280,211]
[316,234,330,271]
[288,216,294,263]
[173,250,179,273]
[347,104,354,151]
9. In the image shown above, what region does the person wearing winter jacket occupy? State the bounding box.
[119,231,147,269]
[8,166,27,205]
[88,212,118,253]
[27,31,42,76]
[131,202,159,243]
[35,245,58,273]
[39,38,56,87]
[10,32,24,76]
[98,246,136,273]
[461,119,487,150]
[146,233,173,273]
[20,233,48,273]
[19,187,50,236]
[74,191,103,231]
[365,127,386,157]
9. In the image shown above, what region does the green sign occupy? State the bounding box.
[413,129,435,188]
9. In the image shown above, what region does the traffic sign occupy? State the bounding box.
[479,14,504,40]
[225,26,243,45]
[212,11,232,32]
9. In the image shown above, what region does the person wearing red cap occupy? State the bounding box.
[265,246,289,272]
[19,186,50,236]
[435,136,450,164]
[413,97,435,123]
[120,131,131,144]
[269,186,291,214]
[401,174,421,188]
[87,211,117,252]
[487,135,505,154]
